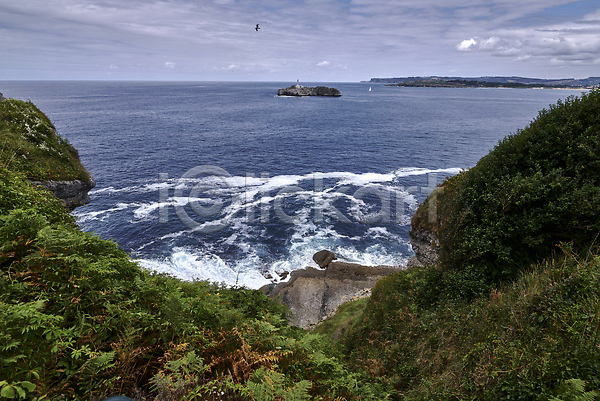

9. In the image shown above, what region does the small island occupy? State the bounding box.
[278,80,341,97]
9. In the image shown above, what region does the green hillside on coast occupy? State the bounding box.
[341,89,600,400]
[0,99,90,182]
[2,91,600,400]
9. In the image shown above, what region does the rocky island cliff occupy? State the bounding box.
[0,94,94,210]
[277,81,341,97]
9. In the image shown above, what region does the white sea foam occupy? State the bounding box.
[136,248,271,289]
[84,166,461,287]
[85,167,448,230]
[136,223,410,289]
[73,202,130,222]
[393,167,463,178]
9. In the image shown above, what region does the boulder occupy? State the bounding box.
[0,92,5,102]
[313,249,336,268]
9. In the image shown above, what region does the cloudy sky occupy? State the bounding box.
[1,0,599,81]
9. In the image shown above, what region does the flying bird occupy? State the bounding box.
[255,24,260,31]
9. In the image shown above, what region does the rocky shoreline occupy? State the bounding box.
[406,225,440,268]
[262,260,398,328]
[262,218,441,328]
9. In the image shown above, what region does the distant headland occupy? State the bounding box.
[278,80,341,97]
[364,76,600,89]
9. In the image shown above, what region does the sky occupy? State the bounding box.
[1,0,599,82]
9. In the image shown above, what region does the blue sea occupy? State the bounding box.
[0,81,586,288]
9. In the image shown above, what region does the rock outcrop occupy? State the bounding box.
[263,262,397,328]
[313,250,337,268]
[407,225,440,268]
[277,85,341,97]
[0,92,5,102]
[31,178,96,211]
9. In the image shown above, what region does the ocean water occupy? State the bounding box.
[0,81,586,288]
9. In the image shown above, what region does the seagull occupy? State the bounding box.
[255,24,260,31]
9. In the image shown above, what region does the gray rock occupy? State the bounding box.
[313,249,336,268]
[277,85,341,97]
[263,261,397,328]
[0,92,5,102]
[31,178,96,211]
[407,226,440,268]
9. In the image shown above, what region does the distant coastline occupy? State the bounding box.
[365,75,600,89]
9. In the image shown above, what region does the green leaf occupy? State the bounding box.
[20,381,36,392]
[15,386,26,399]
[1,385,16,399]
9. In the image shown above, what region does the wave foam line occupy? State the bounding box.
[89,167,463,199]
[393,167,463,178]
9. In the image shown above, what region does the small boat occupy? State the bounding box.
[369,87,372,91]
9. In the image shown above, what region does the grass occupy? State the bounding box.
[0,98,91,181]
[312,298,369,340]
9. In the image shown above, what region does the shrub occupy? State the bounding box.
[414,89,600,297]
[343,248,600,400]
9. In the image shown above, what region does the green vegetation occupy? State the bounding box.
[312,298,369,340]
[0,165,370,400]
[0,99,91,181]
[2,90,600,400]
[413,89,600,299]
[343,247,600,399]
[340,89,600,399]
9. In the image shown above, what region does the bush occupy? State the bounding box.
[414,89,600,297]
[343,247,600,400]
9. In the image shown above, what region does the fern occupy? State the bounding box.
[549,379,598,401]
[247,368,311,401]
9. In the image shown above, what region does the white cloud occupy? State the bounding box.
[317,60,330,67]
[456,6,600,66]
[457,38,477,51]
[165,62,176,68]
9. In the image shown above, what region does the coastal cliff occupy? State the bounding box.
[0,95,94,210]
[31,178,96,211]
[407,225,440,268]
[264,261,397,328]
[277,84,341,97]
[3,86,600,400]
